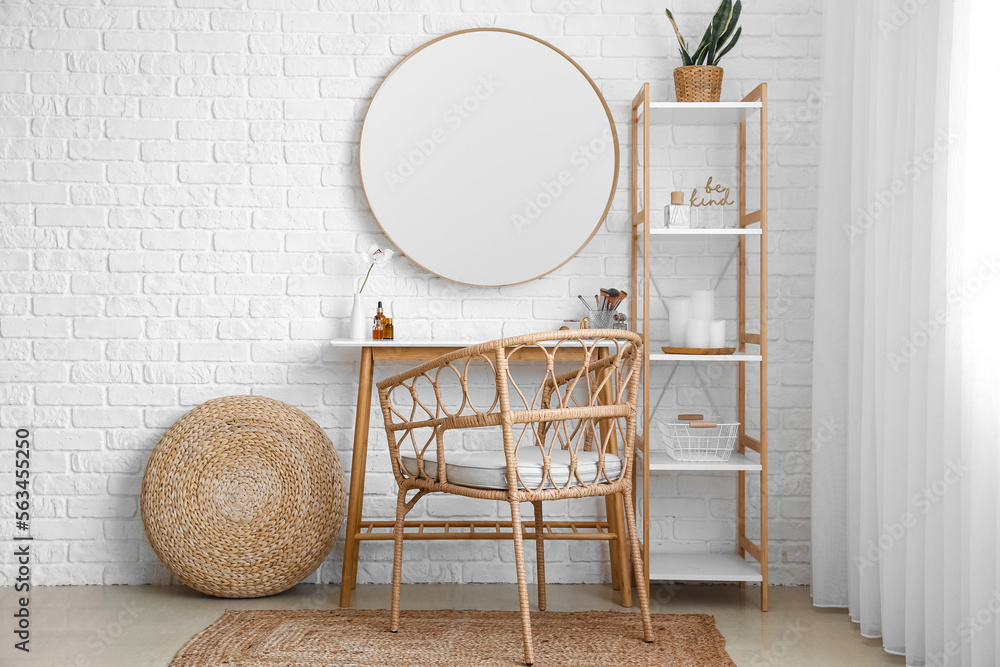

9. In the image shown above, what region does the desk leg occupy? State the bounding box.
[339,346,374,608]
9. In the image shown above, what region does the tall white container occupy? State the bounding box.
[666,297,692,347]
[691,289,715,321]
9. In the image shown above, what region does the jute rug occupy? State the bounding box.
[169,609,736,666]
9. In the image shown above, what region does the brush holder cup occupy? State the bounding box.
[586,309,616,329]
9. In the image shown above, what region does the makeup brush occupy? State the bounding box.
[578,295,591,309]
[614,291,627,310]
[606,288,620,311]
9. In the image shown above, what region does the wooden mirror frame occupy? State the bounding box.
[358,28,620,287]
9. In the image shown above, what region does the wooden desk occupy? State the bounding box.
[330,338,633,608]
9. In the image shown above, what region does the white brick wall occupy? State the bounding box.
[0,0,820,587]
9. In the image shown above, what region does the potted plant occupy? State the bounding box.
[665,0,742,102]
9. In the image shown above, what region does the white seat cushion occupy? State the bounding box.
[400,448,622,490]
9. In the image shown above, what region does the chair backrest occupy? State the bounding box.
[377,330,642,494]
[493,330,641,493]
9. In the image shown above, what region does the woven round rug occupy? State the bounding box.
[141,395,345,598]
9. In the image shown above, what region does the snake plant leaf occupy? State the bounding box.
[715,0,742,51]
[666,9,694,65]
[706,0,733,68]
[692,21,716,65]
[665,9,687,51]
[693,42,710,66]
[691,1,725,66]
[712,25,741,65]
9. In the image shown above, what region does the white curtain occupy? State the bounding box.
[811,0,1000,665]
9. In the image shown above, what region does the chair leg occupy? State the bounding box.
[390,486,409,633]
[510,500,535,666]
[614,493,633,608]
[623,485,654,643]
[532,501,546,612]
[605,494,622,593]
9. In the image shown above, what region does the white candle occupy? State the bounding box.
[686,319,710,348]
[692,290,714,320]
[710,319,726,348]
[667,297,692,347]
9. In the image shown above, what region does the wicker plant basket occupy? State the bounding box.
[674,65,724,103]
[140,395,346,598]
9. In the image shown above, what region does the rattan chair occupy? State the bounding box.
[376,330,653,665]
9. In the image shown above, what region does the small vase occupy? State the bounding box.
[349,293,366,340]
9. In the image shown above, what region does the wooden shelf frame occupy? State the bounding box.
[629,83,769,611]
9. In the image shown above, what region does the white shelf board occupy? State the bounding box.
[648,552,762,583]
[638,449,762,472]
[640,101,763,126]
[650,228,761,236]
[650,351,762,362]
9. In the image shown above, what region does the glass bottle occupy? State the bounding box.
[665,191,691,229]
[372,314,383,340]
[376,301,387,327]
[384,318,394,340]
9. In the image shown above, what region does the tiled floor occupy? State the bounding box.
[1,583,904,666]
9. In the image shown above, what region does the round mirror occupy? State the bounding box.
[359,29,618,287]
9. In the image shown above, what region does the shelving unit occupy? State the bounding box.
[629,83,769,610]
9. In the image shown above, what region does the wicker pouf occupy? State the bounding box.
[141,395,345,598]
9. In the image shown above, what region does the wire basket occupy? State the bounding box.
[662,417,739,462]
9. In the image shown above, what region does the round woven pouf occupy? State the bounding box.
[141,395,345,598]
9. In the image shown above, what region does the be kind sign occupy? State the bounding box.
[689,177,734,208]
[689,177,735,228]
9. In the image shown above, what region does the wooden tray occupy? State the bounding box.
[661,346,736,355]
